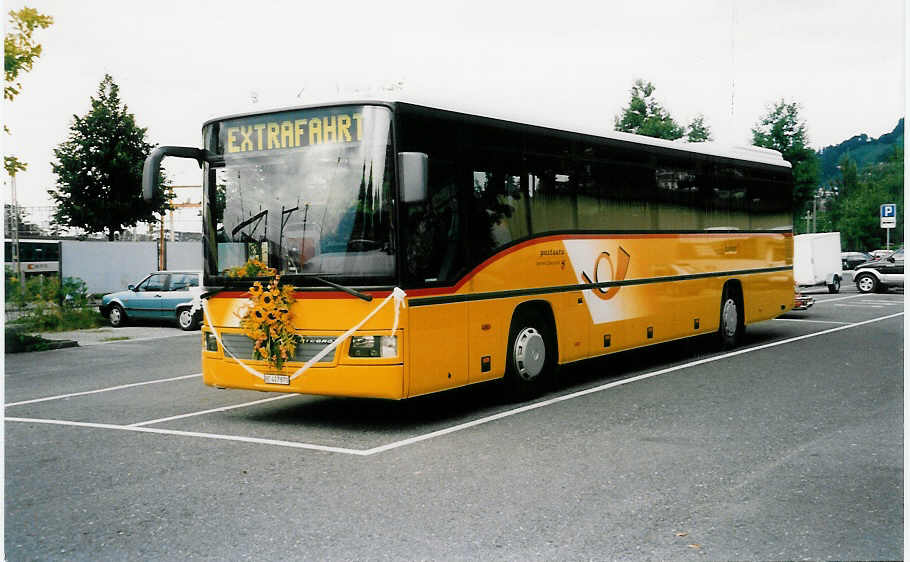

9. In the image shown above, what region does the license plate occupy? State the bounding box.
[263,374,290,385]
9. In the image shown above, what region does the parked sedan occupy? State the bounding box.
[853,248,904,293]
[841,251,872,270]
[100,271,203,330]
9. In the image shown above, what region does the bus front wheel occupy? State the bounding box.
[717,287,743,349]
[504,309,555,399]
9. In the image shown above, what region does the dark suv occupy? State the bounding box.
[853,248,904,293]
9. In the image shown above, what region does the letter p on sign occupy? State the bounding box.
[881,203,897,228]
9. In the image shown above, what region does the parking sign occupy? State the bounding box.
[880,203,897,228]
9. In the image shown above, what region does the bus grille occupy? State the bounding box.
[219,333,336,364]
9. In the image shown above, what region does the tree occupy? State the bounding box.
[50,74,171,240]
[3,6,53,176]
[686,114,712,142]
[614,80,684,140]
[833,145,903,250]
[751,99,820,225]
[836,153,858,198]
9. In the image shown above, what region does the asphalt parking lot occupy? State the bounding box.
[4,285,904,560]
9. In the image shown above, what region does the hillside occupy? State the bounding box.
[818,118,903,185]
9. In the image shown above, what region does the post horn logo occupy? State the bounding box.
[580,247,631,301]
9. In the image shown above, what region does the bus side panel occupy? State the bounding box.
[743,271,794,324]
[407,301,469,397]
[467,298,510,384]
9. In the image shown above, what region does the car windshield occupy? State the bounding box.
[203,105,396,286]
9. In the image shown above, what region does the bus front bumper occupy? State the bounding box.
[202,357,406,400]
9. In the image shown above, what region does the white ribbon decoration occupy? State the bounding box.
[201,287,407,383]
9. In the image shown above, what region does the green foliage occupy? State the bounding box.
[837,154,858,198]
[615,80,713,142]
[4,270,104,332]
[614,80,684,140]
[686,114,712,143]
[3,6,54,176]
[751,99,820,223]
[827,146,903,251]
[817,119,903,185]
[50,74,171,240]
[4,7,53,101]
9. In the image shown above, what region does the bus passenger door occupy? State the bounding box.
[402,158,470,396]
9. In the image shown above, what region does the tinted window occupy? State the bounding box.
[404,158,463,284]
[169,273,198,291]
[527,155,577,234]
[140,274,168,292]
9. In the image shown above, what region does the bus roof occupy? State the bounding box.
[204,99,791,169]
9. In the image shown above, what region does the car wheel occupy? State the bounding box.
[108,304,126,328]
[827,276,841,294]
[504,308,555,400]
[855,273,878,293]
[177,308,199,331]
[717,286,743,350]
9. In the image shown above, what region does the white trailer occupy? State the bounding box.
[793,232,844,293]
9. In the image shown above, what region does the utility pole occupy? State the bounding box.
[812,194,817,233]
[10,176,24,291]
[160,185,202,268]
[158,214,166,270]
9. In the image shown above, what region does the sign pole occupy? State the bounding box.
[880,203,897,250]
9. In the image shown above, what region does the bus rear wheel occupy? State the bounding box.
[717,287,743,349]
[504,309,554,399]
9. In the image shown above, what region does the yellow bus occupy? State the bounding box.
[142,101,794,399]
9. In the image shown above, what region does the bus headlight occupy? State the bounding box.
[204,331,219,352]
[350,335,397,358]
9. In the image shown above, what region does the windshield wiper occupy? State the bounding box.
[298,275,373,302]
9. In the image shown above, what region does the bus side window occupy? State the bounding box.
[469,169,526,263]
[405,159,463,284]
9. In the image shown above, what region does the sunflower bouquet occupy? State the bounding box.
[228,258,301,370]
[238,277,301,370]
[225,257,275,279]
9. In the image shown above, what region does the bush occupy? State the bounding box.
[4,271,104,332]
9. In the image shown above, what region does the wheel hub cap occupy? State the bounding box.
[514,327,546,381]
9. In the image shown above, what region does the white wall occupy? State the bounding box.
[61,241,158,294]
[60,241,204,293]
[165,242,202,271]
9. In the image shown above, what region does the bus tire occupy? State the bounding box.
[504,308,555,400]
[108,304,127,328]
[717,285,743,350]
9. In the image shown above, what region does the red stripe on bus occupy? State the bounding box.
[208,231,791,301]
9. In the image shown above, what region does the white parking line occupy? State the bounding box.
[88,332,199,346]
[812,294,877,304]
[4,373,201,407]
[5,311,903,456]
[774,318,849,325]
[127,394,297,427]
[4,417,368,456]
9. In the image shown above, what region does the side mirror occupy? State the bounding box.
[127,285,135,291]
[887,256,895,263]
[398,152,428,203]
[142,146,208,201]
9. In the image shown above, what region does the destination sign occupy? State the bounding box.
[221,108,364,154]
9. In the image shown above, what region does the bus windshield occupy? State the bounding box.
[204,105,395,285]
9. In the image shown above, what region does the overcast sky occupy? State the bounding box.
[2,0,906,211]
